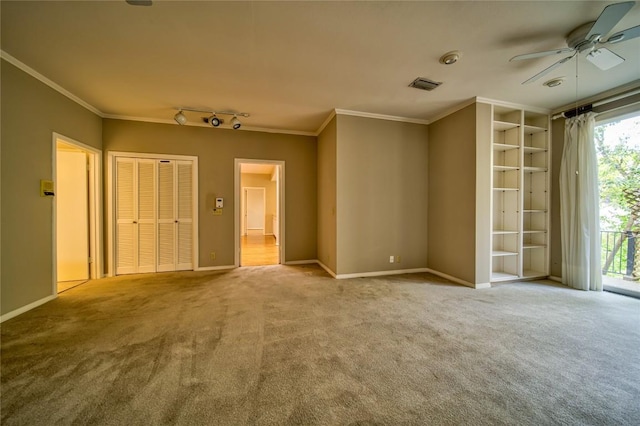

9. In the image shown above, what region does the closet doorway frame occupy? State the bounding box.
[234,159,285,267]
[106,151,199,277]
[52,133,103,295]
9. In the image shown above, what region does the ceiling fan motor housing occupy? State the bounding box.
[567,22,598,52]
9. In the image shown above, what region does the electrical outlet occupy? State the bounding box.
[389,255,394,263]
[210,252,216,261]
[396,255,401,263]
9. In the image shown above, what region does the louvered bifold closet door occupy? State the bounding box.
[157,160,176,272]
[116,158,136,275]
[136,160,157,273]
[175,161,193,270]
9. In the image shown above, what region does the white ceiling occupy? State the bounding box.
[2,1,639,134]
[241,163,275,175]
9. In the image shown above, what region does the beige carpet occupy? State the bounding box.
[2,265,639,425]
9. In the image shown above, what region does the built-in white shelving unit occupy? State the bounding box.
[490,105,550,282]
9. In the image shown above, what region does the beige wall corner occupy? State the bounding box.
[336,114,429,276]
[1,59,102,316]
[427,104,477,284]
[317,116,338,273]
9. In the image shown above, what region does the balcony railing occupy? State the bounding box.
[601,230,638,279]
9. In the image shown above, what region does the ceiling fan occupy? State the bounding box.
[511,1,640,84]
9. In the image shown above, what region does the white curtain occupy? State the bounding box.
[559,112,602,291]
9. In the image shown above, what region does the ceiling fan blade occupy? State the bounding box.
[510,48,574,62]
[606,24,640,43]
[586,1,635,42]
[586,48,625,70]
[522,54,575,85]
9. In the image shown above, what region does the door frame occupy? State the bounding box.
[107,151,199,276]
[242,187,266,235]
[52,133,103,295]
[235,159,285,267]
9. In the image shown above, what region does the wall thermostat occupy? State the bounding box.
[215,198,223,208]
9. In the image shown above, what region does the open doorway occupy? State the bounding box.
[595,111,640,297]
[235,159,284,266]
[54,134,102,293]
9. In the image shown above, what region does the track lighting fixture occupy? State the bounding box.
[173,108,249,129]
[174,110,188,125]
[208,115,223,127]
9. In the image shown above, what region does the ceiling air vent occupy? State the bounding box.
[409,77,442,91]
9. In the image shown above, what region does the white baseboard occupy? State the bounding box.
[425,268,484,289]
[549,275,563,283]
[195,265,236,272]
[284,259,318,265]
[335,267,430,280]
[1,294,57,323]
[315,260,337,277]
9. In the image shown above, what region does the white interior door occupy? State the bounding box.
[56,150,89,281]
[246,188,265,232]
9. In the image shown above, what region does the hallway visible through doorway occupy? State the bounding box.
[236,160,283,266]
[241,230,279,266]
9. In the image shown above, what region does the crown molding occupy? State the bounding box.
[475,97,550,114]
[427,98,478,124]
[315,110,337,135]
[103,114,316,137]
[334,108,429,125]
[1,50,104,117]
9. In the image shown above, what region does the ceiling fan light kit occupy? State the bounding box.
[587,48,625,70]
[510,1,638,84]
[174,108,249,129]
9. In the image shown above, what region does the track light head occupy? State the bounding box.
[174,110,188,125]
[208,115,223,127]
[230,116,241,130]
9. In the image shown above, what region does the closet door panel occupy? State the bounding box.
[176,161,193,270]
[116,158,136,275]
[157,161,176,272]
[114,157,194,275]
[137,160,156,273]
[176,222,192,270]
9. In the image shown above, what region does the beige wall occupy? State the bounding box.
[427,104,477,284]
[550,118,564,278]
[102,119,317,267]
[336,115,429,275]
[241,173,277,234]
[317,117,337,272]
[1,60,102,316]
